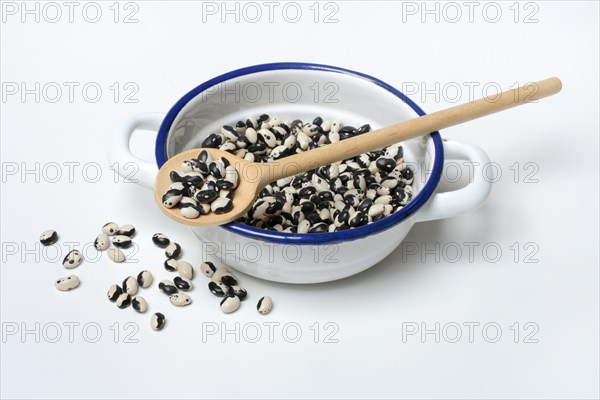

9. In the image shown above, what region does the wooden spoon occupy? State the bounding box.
[155,77,562,226]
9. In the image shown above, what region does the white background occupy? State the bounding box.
[1,1,598,399]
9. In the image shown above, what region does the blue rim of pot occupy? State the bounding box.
[156,62,443,245]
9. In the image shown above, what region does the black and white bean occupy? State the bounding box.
[173,276,192,291]
[200,261,217,278]
[220,295,241,314]
[55,275,80,291]
[169,293,192,307]
[177,261,193,280]
[211,267,232,283]
[116,224,136,237]
[152,233,170,248]
[219,272,238,286]
[158,279,178,295]
[112,235,132,249]
[107,284,123,301]
[137,270,153,288]
[208,281,230,297]
[62,250,83,269]
[94,233,110,251]
[122,276,138,296]
[210,197,233,214]
[107,248,125,263]
[150,312,166,331]
[132,296,148,313]
[102,222,119,236]
[162,189,183,208]
[257,296,273,315]
[116,293,131,309]
[229,285,247,300]
[40,229,58,246]
[164,259,178,272]
[165,242,181,259]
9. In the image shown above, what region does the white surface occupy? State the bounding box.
[1,1,598,399]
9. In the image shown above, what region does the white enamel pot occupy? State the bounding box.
[109,63,492,284]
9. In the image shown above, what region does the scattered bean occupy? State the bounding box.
[152,233,170,248]
[257,296,273,315]
[122,276,138,296]
[219,272,238,286]
[116,224,136,237]
[137,270,153,288]
[173,276,192,291]
[40,229,58,246]
[200,261,216,278]
[112,235,132,249]
[211,267,232,284]
[208,281,230,297]
[48,223,275,329]
[169,293,192,307]
[132,296,148,313]
[62,250,83,269]
[164,259,178,272]
[94,233,110,251]
[150,312,166,331]
[165,242,181,259]
[102,222,119,236]
[229,285,247,300]
[55,275,80,291]
[116,293,131,309]
[158,279,178,295]
[220,295,241,314]
[177,261,193,280]
[107,284,123,301]
[107,248,125,263]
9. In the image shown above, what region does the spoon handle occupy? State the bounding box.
[261,77,562,184]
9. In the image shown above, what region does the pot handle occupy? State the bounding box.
[414,139,492,223]
[108,113,164,189]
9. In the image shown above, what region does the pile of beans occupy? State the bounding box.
[40,229,80,292]
[42,226,273,332]
[105,266,165,331]
[95,222,136,263]
[199,114,414,233]
[43,223,137,290]
[154,233,194,308]
[154,233,272,316]
[107,272,151,312]
[161,151,238,219]
[202,261,272,315]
